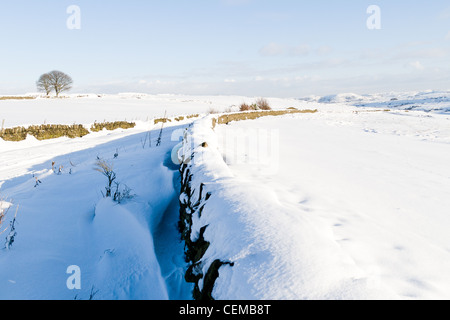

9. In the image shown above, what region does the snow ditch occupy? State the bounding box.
[0,124,190,299]
[179,116,305,300]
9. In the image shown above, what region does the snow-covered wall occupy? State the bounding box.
[177,118,235,300]
[176,115,404,300]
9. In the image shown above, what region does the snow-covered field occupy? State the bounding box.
[0,92,449,300]
[214,111,450,299]
[0,93,307,128]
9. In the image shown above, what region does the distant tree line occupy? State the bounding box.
[36,71,73,97]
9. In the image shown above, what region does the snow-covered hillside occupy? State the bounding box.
[0,92,449,300]
[305,90,450,114]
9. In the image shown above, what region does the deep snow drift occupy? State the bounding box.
[0,121,192,300]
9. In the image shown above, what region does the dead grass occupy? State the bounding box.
[239,103,254,112]
[239,98,272,112]
[255,98,271,110]
[212,109,318,128]
[0,201,8,233]
[207,107,220,115]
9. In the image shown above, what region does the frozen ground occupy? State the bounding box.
[0,92,449,299]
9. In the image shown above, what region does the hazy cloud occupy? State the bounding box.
[259,43,286,57]
[289,44,310,56]
[409,61,425,71]
[221,0,253,6]
[438,6,450,19]
[317,46,332,56]
[259,43,311,57]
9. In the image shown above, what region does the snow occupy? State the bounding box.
[0,118,192,299]
[179,117,389,300]
[0,92,450,300]
[214,108,450,299]
[307,90,450,114]
[0,93,308,128]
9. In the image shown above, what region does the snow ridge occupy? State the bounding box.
[177,117,396,300]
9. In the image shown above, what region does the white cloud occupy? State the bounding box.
[446,31,450,40]
[259,43,286,57]
[289,44,310,56]
[409,61,425,71]
[73,66,450,99]
[259,43,311,57]
[438,7,450,19]
[317,46,332,56]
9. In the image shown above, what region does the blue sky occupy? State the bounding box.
[0,0,449,97]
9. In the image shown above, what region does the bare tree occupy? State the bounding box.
[36,73,52,96]
[47,70,73,97]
